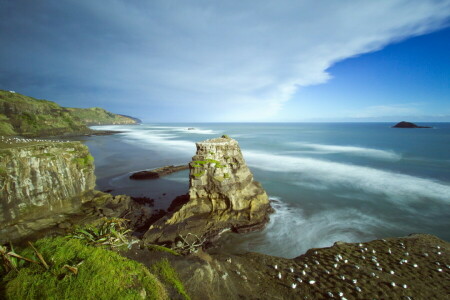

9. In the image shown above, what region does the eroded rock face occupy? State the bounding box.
[0,141,130,243]
[144,137,271,244]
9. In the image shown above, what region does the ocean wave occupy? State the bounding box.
[289,142,401,160]
[245,151,450,203]
[145,125,219,135]
[243,200,399,258]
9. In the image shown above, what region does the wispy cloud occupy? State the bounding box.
[1,1,449,121]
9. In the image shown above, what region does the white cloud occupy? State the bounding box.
[1,0,450,121]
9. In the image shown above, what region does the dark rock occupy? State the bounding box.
[188,128,195,130]
[131,196,155,206]
[392,121,431,128]
[129,164,189,180]
[167,194,190,212]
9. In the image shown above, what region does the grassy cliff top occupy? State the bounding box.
[0,90,91,137]
[0,90,139,137]
[66,107,140,126]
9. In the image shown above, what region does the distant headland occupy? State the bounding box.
[0,89,140,137]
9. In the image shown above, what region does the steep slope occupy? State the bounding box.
[144,136,272,245]
[0,90,91,137]
[0,137,130,243]
[66,107,141,125]
[0,90,140,137]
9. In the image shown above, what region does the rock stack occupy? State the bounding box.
[144,136,272,244]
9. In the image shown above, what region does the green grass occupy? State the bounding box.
[67,107,137,126]
[2,237,168,300]
[146,245,180,256]
[0,89,137,137]
[152,258,190,300]
[0,167,6,177]
[74,154,94,168]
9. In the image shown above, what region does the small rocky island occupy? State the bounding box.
[130,165,189,180]
[144,136,272,245]
[392,121,432,128]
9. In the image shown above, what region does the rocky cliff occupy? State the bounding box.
[0,138,129,243]
[144,137,271,245]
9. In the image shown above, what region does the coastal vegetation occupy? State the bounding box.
[66,107,140,126]
[151,258,190,300]
[1,237,169,299]
[146,245,180,256]
[0,218,193,299]
[0,90,138,137]
[74,154,95,168]
[191,159,225,168]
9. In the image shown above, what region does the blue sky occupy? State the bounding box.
[0,1,449,122]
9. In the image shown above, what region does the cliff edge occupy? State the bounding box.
[0,137,130,243]
[144,136,272,245]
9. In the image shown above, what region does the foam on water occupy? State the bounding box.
[236,199,402,258]
[289,142,401,160]
[245,151,450,204]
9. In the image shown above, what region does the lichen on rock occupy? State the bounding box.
[144,137,272,245]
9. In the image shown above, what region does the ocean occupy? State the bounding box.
[78,123,450,258]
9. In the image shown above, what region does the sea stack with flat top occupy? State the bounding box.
[144,136,272,245]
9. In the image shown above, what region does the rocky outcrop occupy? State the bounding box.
[392,121,431,128]
[144,137,271,245]
[130,165,189,180]
[129,234,449,300]
[0,139,130,243]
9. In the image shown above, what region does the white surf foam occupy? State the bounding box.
[246,200,400,258]
[245,151,450,203]
[146,126,219,135]
[290,142,401,160]
[122,129,196,153]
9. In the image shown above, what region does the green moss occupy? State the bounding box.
[0,166,7,177]
[152,258,190,300]
[2,237,168,300]
[74,154,94,168]
[192,159,225,168]
[146,245,180,256]
[193,171,205,177]
[221,134,230,139]
[223,173,230,179]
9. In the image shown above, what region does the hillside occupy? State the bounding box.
[67,107,141,125]
[0,90,139,137]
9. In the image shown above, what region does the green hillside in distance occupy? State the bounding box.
[67,107,141,126]
[0,90,139,137]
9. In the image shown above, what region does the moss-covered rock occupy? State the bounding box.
[1,237,169,300]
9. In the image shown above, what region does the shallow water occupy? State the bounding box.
[78,123,450,258]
